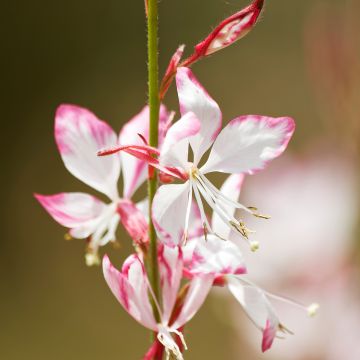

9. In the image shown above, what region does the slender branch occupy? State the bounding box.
[146,0,161,323]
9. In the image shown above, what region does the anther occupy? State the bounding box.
[278,323,294,335]
[64,233,73,241]
[307,303,319,317]
[248,206,271,220]
[250,241,260,252]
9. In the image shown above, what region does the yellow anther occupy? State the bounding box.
[248,206,271,220]
[64,233,73,241]
[307,303,320,317]
[85,252,100,267]
[250,241,260,252]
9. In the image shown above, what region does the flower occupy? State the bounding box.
[103,245,214,359]
[35,104,171,265]
[99,67,295,249]
[183,174,318,352]
[230,150,358,358]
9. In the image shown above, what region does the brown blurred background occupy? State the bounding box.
[2,0,359,359]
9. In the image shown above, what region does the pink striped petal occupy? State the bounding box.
[55,104,120,200]
[117,199,148,245]
[119,105,171,199]
[187,235,247,277]
[152,182,191,247]
[158,245,183,324]
[35,192,106,228]
[211,174,245,239]
[160,111,201,169]
[201,115,295,175]
[171,273,214,329]
[103,255,157,330]
[176,68,222,165]
[227,277,281,352]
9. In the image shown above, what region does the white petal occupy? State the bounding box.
[158,246,183,324]
[119,105,171,198]
[35,192,106,229]
[171,273,214,329]
[176,68,222,165]
[160,112,200,168]
[103,255,157,330]
[211,174,245,238]
[187,234,247,276]
[55,104,120,199]
[227,277,279,341]
[201,115,295,175]
[152,182,191,246]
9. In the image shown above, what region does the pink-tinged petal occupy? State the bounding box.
[176,67,222,165]
[55,104,120,200]
[158,245,183,324]
[187,235,247,277]
[171,273,214,329]
[119,105,171,199]
[201,115,295,175]
[191,0,264,59]
[262,319,277,352]
[35,192,106,228]
[160,112,201,169]
[117,199,148,245]
[103,255,157,330]
[227,277,281,350]
[152,182,191,247]
[211,174,245,238]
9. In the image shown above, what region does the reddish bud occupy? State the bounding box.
[117,199,149,245]
[160,45,185,100]
[183,0,264,65]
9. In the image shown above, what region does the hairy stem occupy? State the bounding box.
[146,0,161,323]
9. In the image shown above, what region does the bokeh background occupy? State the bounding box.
[2,0,359,359]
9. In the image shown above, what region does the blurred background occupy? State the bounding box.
[2,0,359,359]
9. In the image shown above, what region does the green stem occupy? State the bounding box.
[146,0,161,323]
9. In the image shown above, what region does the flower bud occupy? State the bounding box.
[184,0,264,65]
[160,45,185,99]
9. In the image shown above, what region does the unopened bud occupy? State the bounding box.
[184,0,265,66]
[160,45,185,99]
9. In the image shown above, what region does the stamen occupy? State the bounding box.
[172,329,188,350]
[198,172,251,212]
[278,323,294,335]
[182,178,194,245]
[239,276,319,316]
[191,182,212,234]
[247,206,271,219]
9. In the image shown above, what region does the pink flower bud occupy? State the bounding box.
[184,0,264,65]
[117,199,149,245]
[160,45,185,100]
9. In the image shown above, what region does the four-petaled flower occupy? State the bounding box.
[35,104,171,265]
[99,67,295,250]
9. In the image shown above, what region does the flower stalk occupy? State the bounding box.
[146,0,161,323]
